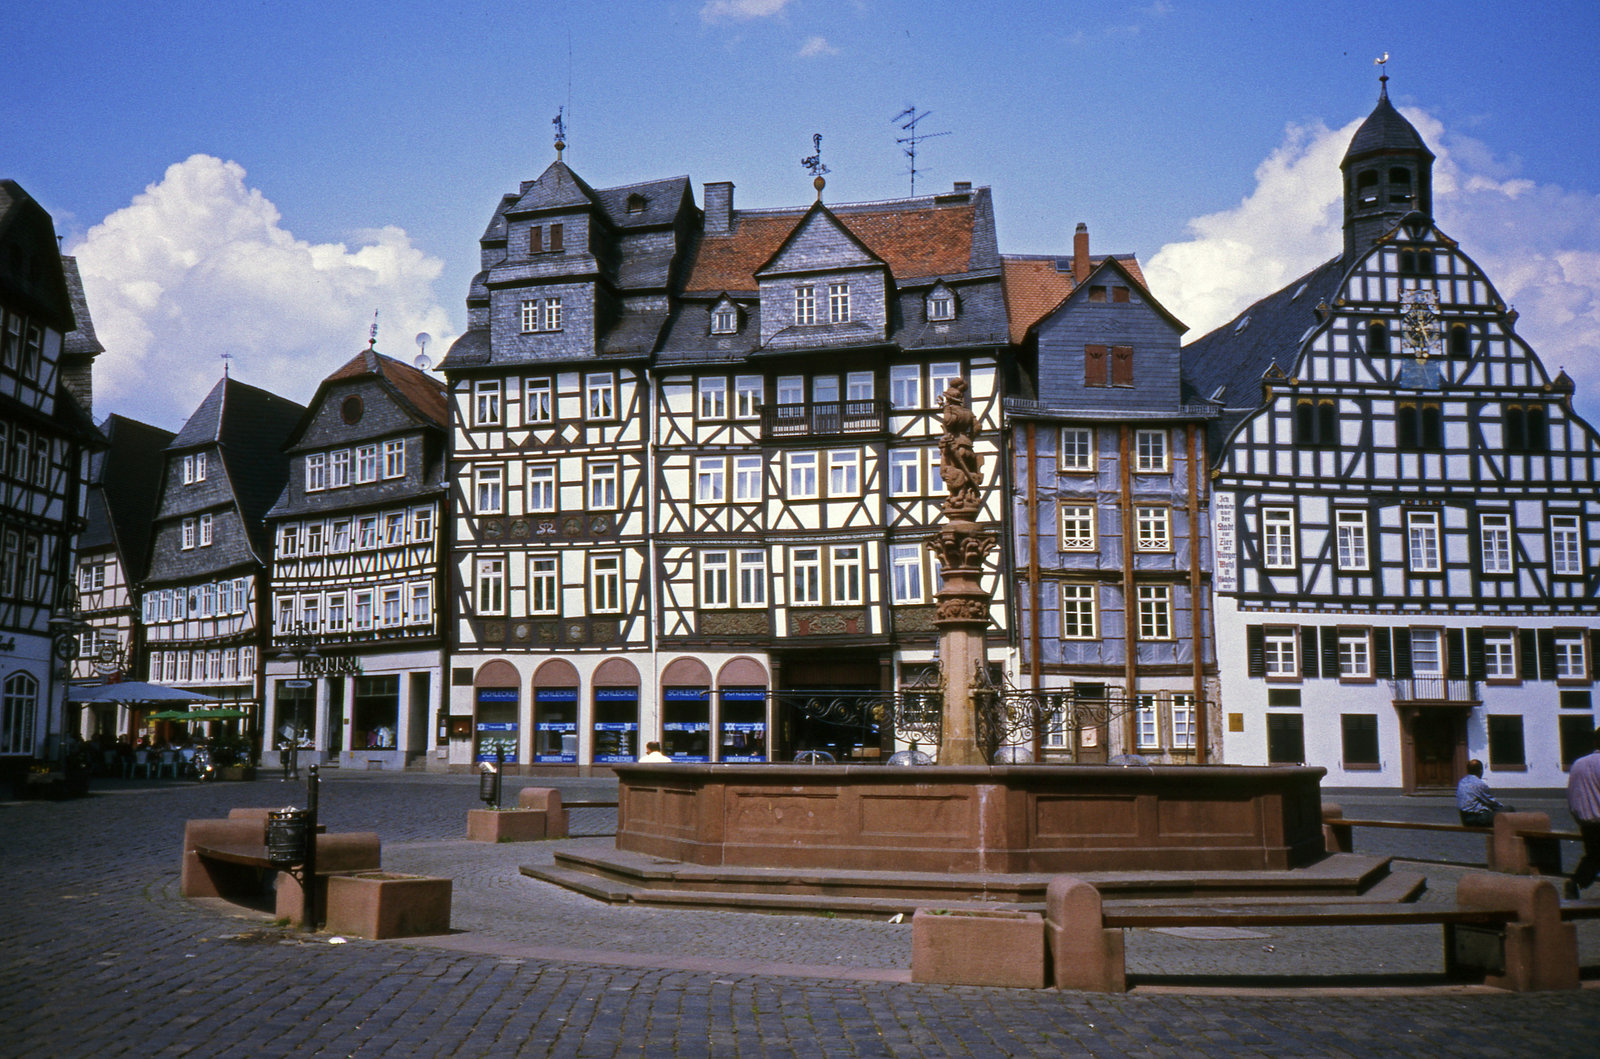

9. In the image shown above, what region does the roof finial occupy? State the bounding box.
[553,106,567,161]
[369,309,380,350]
[801,132,830,201]
[1375,52,1390,96]
[220,351,232,378]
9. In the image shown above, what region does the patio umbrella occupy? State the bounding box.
[66,682,221,705]
[146,708,250,721]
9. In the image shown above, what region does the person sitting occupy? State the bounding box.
[1456,759,1505,826]
[640,741,672,763]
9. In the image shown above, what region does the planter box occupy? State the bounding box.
[467,808,549,842]
[911,908,1046,988]
[324,872,452,939]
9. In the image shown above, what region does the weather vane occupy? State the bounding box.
[553,106,567,160]
[1375,51,1390,89]
[801,133,829,200]
[220,351,232,377]
[369,309,380,349]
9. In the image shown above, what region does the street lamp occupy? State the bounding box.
[47,590,92,765]
[276,622,321,780]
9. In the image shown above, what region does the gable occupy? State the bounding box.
[756,205,883,277]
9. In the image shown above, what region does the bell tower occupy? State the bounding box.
[1340,70,1435,260]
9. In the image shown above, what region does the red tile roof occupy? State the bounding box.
[1001,255,1150,344]
[328,348,448,427]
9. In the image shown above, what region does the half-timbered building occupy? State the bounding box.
[1192,80,1600,789]
[263,343,450,770]
[141,377,303,751]
[0,181,101,774]
[1005,235,1220,763]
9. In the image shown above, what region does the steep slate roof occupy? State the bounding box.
[80,415,175,580]
[1343,83,1434,164]
[0,179,74,331]
[1000,253,1149,345]
[60,257,104,359]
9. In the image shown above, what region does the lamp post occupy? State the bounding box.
[276,623,321,781]
[47,590,92,765]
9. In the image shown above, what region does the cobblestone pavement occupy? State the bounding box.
[3,773,1599,1057]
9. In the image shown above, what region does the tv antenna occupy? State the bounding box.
[893,106,950,196]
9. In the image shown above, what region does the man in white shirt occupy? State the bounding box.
[1565,726,1600,900]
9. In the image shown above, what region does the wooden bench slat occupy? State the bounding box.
[1329,818,1491,834]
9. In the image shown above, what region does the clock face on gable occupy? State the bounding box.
[1400,288,1440,360]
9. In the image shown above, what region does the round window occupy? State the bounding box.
[341,395,364,424]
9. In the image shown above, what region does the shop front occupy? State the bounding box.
[591,658,640,764]
[533,658,580,764]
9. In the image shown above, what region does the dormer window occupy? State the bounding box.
[626,193,647,214]
[528,223,565,254]
[711,302,739,335]
[927,283,956,321]
[795,285,816,326]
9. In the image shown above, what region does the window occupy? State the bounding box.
[827,450,859,496]
[586,373,615,420]
[529,226,542,254]
[1111,345,1134,387]
[327,594,347,632]
[525,378,553,423]
[588,462,619,510]
[1554,634,1588,680]
[474,558,504,615]
[847,372,873,401]
[408,582,431,625]
[589,554,622,613]
[305,453,327,492]
[1552,516,1583,576]
[794,285,816,326]
[544,296,563,331]
[734,376,762,419]
[1134,506,1170,551]
[528,465,557,512]
[1410,629,1444,676]
[31,437,46,486]
[787,452,818,499]
[352,589,373,630]
[736,550,767,606]
[1504,404,1548,453]
[1059,505,1095,550]
[383,513,406,546]
[701,551,730,608]
[929,363,962,405]
[474,381,502,426]
[381,587,403,627]
[1407,511,1442,573]
[928,290,953,321]
[1480,514,1513,574]
[383,439,405,479]
[888,450,920,496]
[1483,632,1518,680]
[218,579,235,614]
[830,545,863,604]
[828,282,850,323]
[1137,585,1172,640]
[1341,715,1380,767]
[548,223,563,251]
[1397,401,1443,450]
[1264,627,1299,677]
[1134,429,1168,472]
[790,548,822,605]
[1,673,38,755]
[733,456,762,503]
[1339,630,1371,678]
[330,449,351,488]
[1487,715,1527,768]
[411,507,433,541]
[356,444,378,483]
[474,466,503,514]
[194,453,208,482]
[1295,399,1339,447]
[1061,585,1097,639]
[712,307,738,334]
[199,514,213,547]
[201,583,218,619]
[1136,695,1161,750]
[181,519,197,551]
[1367,320,1390,354]
[776,375,804,406]
[1262,508,1296,569]
[1170,695,1196,750]
[890,365,920,409]
[1060,428,1093,473]
[695,458,725,504]
[79,562,106,592]
[1084,345,1108,387]
[697,377,727,420]
[529,556,559,614]
[357,516,378,549]
[890,543,923,603]
[1335,510,1368,571]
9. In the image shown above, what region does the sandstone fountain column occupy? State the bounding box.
[928,377,995,766]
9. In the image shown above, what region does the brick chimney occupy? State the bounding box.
[1073,222,1091,285]
[704,182,734,236]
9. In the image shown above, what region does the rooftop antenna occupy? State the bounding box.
[553,106,567,161]
[414,332,432,372]
[801,133,829,201]
[894,106,950,197]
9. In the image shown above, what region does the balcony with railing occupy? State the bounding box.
[761,400,888,440]
[1388,678,1479,706]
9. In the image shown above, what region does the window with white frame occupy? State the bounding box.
[790,547,822,605]
[890,543,923,602]
[200,583,217,618]
[1061,584,1097,639]
[1137,585,1172,640]
[328,519,350,553]
[474,558,504,615]
[357,516,378,549]
[194,452,207,481]
[1060,428,1093,472]
[79,562,106,592]
[1136,695,1161,750]
[381,587,403,626]
[520,299,539,333]
[1410,628,1444,675]
[1407,510,1442,573]
[528,464,556,512]
[889,365,920,409]
[1170,694,1196,749]
[330,449,351,488]
[409,582,431,625]
[353,589,375,629]
[218,579,235,613]
[1336,510,1368,570]
[182,454,195,484]
[1483,631,1517,679]
[199,514,213,547]
[794,285,816,326]
[776,375,804,406]
[589,554,622,613]
[411,507,433,541]
[1135,429,1168,472]
[929,363,962,405]
[306,453,327,492]
[525,378,553,424]
[1552,515,1584,575]
[1263,627,1298,677]
[1480,513,1513,574]
[712,306,738,334]
[277,597,294,632]
[733,456,762,503]
[327,593,347,632]
[474,466,503,514]
[736,549,767,606]
[928,289,954,321]
[1135,506,1171,551]
[828,450,860,496]
[1555,634,1588,680]
[846,372,873,401]
[356,444,378,483]
[698,377,727,420]
[1,673,37,756]
[695,457,725,504]
[588,462,618,510]
[474,380,502,426]
[586,373,615,420]
[383,439,405,478]
[543,296,562,331]
[828,282,850,323]
[1339,630,1371,678]
[831,545,863,604]
[1059,504,1095,550]
[700,550,730,608]
[529,556,559,614]
[787,452,818,499]
[383,512,405,546]
[304,522,323,554]
[734,376,762,419]
[1262,508,1296,569]
[888,450,920,496]
[181,519,196,550]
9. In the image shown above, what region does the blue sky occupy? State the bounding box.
[9,0,1600,429]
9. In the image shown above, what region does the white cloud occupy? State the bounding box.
[701,0,793,22]
[797,34,837,57]
[1147,110,1600,416]
[70,155,455,430]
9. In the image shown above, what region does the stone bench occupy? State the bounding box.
[1322,805,1575,877]
[467,787,570,842]
[1045,873,1579,993]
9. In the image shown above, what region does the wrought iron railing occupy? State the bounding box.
[761,400,887,439]
[1389,678,1478,704]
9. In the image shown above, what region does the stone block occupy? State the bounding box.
[1044,876,1126,992]
[180,818,269,898]
[1322,803,1353,854]
[516,786,569,837]
[1454,872,1578,991]
[1488,812,1556,875]
[468,808,548,842]
[324,873,452,939]
[910,908,1046,989]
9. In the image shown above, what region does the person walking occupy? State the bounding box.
[1455,759,1505,826]
[1566,726,1600,899]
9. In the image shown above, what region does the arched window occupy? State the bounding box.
[1505,406,1526,451]
[1,671,38,755]
[1317,401,1338,445]
[1526,406,1548,453]
[1421,405,1444,449]
[1367,321,1390,355]
[1449,324,1470,358]
[1388,167,1414,205]
[1397,403,1419,449]
[1294,400,1316,445]
[1356,169,1380,206]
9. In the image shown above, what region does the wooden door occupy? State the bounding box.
[1411,710,1460,788]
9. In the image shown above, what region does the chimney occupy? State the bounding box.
[1073,222,1091,285]
[704,182,734,236]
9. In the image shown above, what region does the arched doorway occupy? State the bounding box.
[532,659,580,764]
